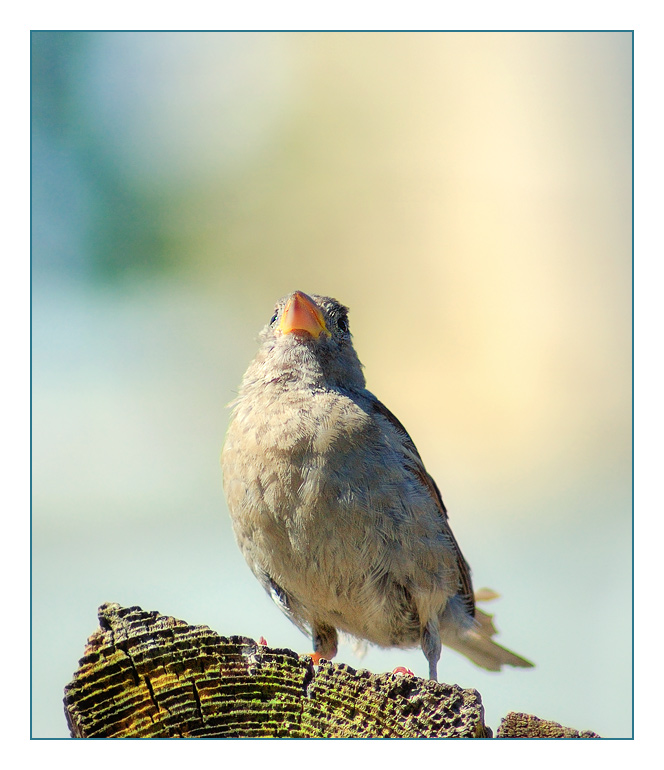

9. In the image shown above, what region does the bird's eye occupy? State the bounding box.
[270,312,278,325]
[337,316,349,333]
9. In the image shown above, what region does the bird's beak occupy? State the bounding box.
[279,291,329,339]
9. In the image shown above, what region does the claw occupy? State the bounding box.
[258,636,268,646]
[392,666,414,676]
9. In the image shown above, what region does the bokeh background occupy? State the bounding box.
[31,31,632,738]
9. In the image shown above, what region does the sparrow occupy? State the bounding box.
[221,291,533,679]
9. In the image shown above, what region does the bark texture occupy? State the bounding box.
[497,711,601,739]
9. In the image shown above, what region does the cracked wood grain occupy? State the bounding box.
[63,603,600,739]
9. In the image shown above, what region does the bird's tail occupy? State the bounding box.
[442,607,534,672]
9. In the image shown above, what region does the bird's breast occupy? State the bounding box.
[222,384,463,649]
[222,385,376,537]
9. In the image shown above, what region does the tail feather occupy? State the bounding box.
[443,608,534,672]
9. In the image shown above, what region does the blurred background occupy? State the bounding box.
[31,31,632,738]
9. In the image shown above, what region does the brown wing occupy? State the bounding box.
[370,397,476,618]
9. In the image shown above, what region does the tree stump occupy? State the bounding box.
[63,603,600,739]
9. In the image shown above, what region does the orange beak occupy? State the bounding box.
[278,291,329,339]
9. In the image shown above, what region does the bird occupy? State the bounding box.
[221,290,533,679]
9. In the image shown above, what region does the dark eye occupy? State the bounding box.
[337,315,349,333]
[270,312,278,325]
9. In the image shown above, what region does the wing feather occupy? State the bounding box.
[369,397,476,618]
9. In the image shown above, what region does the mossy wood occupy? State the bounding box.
[63,603,599,739]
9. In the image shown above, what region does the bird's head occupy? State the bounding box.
[248,290,366,391]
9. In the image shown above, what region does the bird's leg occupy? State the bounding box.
[311,622,338,665]
[421,619,442,681]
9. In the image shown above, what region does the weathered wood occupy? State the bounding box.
[497,712,600,739]
[63,603,489,738]
[63,603,600,739]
